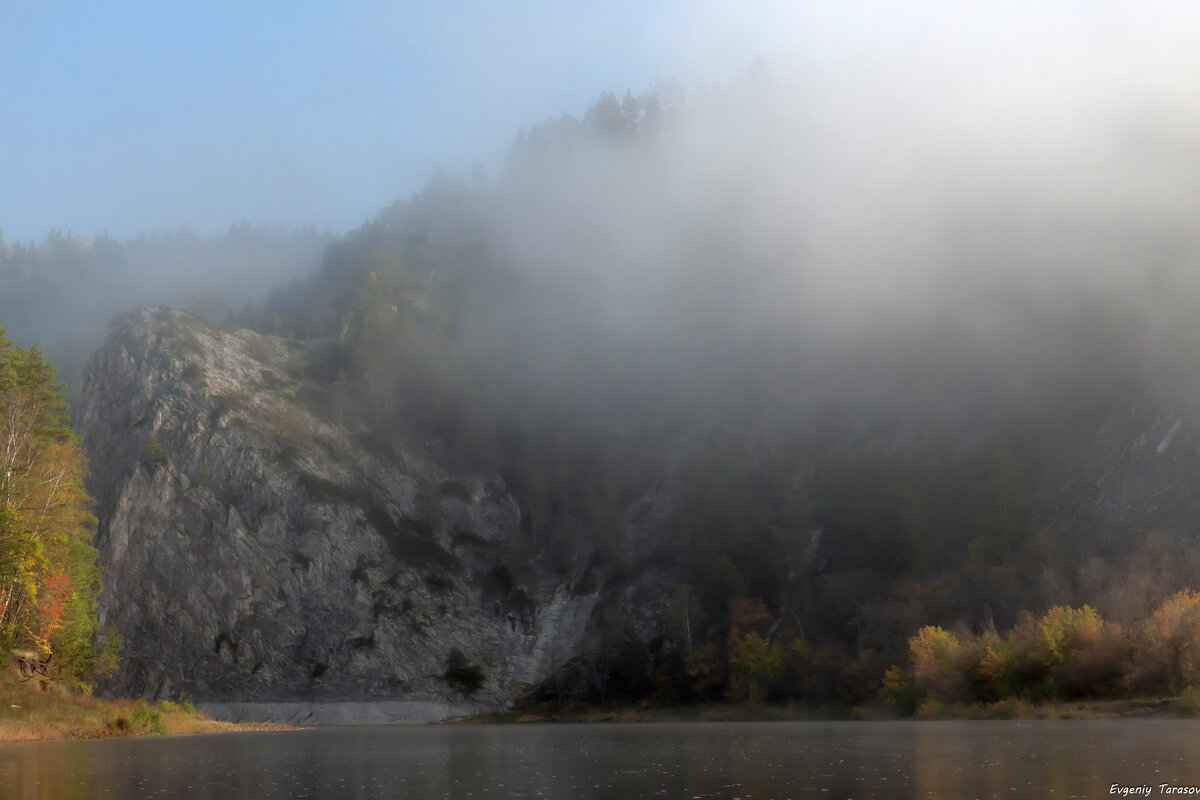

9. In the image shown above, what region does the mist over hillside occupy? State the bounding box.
[211,65,1200,708]
[15,2,1200,706]
[0,225,332,400]
[252,58,1200,452]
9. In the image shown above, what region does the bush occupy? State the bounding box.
[142,434,168,466]
[130,707,165,735]
[1175,686,1200,714]
[909,626,963,702]
[1034,605,1103,669]
[889,603,1133,711]
[299,472,357,505]
[1133,589,1200,693]
[181,361,205,383]
[158,697,198,714]
[444,648,487,696]
[727,632,783,705]
[193,466,211,487]
[273,443,301,467]
[880,664,917,714]
[942,631,1014,705]
[258,369,287,390]
[245,337,271,362]
[211,394,247,419]
[971,636,1015,702]
[1031,604,1121,698]
[175,330,205,356]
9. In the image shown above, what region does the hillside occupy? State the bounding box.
[77,293,1200,711]
[71,80,1200,710]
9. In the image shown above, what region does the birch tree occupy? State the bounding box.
[0,324,116,686]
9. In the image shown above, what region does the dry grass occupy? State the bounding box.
[0,674,289,742]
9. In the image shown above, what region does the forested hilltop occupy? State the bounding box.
[0,224,331,405]
[231,78,1200,707]
[16,73,1200,711]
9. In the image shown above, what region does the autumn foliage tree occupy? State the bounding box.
[0,323,117,687]
[1133,589,1200,693]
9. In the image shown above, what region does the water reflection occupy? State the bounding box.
[3,720,1200,798]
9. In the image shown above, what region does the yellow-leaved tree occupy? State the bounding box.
[0,323,118,688]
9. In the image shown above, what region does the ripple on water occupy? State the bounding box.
[0,720,1196,798]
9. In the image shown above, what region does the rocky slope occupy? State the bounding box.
[79,306,601,706]
[78,305,1200,711]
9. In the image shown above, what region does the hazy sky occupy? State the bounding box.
[0,0,797,242]
[2,1,1194,243]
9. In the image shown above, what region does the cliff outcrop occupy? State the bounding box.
[80,307,598,706]
[78,305,1200,711]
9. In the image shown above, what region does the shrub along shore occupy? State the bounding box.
[0,678,286,741]
[471,692,1200,724]
[15,587,1200,740]
[878,589,1200,716]
[6,681,1197,741]
[475,589,1200,723]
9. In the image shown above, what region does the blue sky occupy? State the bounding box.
[0,1,819,242]
[2,1,1178,244]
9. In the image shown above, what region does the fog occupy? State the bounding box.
[7,3,1200,431]
[8,4,1200,704]
[458,5,1200,440]
[0,226,331,401]
[502,17,1200,319]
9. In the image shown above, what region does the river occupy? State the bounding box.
[0,719,1197,798]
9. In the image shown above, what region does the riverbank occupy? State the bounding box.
[468,701,854,724]
[0,680,288,742]
[468,693,1200,724]
[200,699,489,725]
[902,694,1190,720]
[9,686,1194,740]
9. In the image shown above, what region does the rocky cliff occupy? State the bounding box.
[79,305,1200,710]
[80,306,601,706]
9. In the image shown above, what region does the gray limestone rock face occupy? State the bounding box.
[79,306,599,707]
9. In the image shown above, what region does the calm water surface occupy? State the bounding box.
[1,719,1198,799]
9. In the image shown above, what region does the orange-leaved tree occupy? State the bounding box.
[0,323,118,688]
